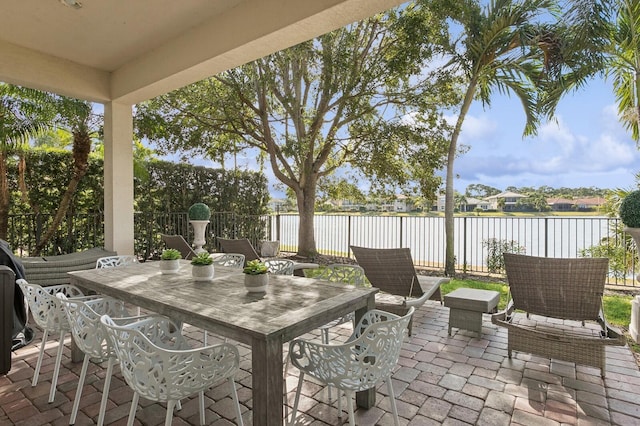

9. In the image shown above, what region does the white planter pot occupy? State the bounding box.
[190,220,210,254]
[159,259,180,274]
[244,274,268,293]
[192,264,214,281]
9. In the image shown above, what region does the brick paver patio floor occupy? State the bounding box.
[2,301,640,425]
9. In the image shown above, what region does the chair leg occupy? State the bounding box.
[387,378,399,426]
[345,390,355,426]
[70,354,90,424]
[49,330,66,403]
[288,372,305,426]
[228,378,244,426]
[127,392,139,426]
[165,400,176,426]
[321,328,334,404]
[32,329,49,386]
[97,357,116,426]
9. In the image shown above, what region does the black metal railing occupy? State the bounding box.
[5,212,638,286]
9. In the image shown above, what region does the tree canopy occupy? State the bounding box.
[136,6,459,256]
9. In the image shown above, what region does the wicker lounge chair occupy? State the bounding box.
[160,234,196,260]
[217,238,260,266]
[350,246,448,335]
[492,253,625,377]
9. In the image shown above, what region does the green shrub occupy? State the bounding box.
[483,238,526,273]
[620,190,640,228]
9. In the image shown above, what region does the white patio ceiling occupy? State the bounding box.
[0,0,405,255]
[0,0,405,104]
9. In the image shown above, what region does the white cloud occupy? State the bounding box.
[446,113,497,145]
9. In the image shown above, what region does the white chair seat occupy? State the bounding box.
[57,294,131,426]
[17,280,84,403]
[288,307,414,426]
[101,314,244,426]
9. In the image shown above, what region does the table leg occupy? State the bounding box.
[355,294,376,409]
[252,335,283,426]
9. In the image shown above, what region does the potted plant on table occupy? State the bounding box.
[160,248,182,274]
[243,259,269,293]
[191,251,214,281]
[620,189,640,282]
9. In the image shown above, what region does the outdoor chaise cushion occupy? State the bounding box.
[492,253,625,377]
[22,247,117,286]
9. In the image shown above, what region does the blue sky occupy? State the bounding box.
[451,76,640,193]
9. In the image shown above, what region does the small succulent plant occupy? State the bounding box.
[161,248,181,260]
[243,259,268,275]
[191,251,213,265]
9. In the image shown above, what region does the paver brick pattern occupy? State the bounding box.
[1,302,640,425]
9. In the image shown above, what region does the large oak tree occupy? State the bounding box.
[136,7,458,256]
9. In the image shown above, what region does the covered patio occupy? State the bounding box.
[2,301,640,425]
[0,0,405,255]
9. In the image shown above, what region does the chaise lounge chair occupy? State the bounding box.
[492,253,625,377]
[160,234,196,260]
[350,245,449,335]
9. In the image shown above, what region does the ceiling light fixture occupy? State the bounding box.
[59,0,82,9]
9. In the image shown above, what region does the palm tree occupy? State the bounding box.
[0,84,53,239]
[33,97,100,255]
[437,0,552,276]
[609,0,640,144]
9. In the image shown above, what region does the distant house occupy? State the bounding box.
[546,196,605,212]
[394,194,415,212]
[436,194,446,212]
[575,197,605,211]
[484,191,527,211]
[547,197,574,211]
[462,197,491,212]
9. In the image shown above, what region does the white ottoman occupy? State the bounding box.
[444,288,500,336]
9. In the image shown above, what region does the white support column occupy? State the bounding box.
[103,102,134,255]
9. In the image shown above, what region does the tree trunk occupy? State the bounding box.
[445,80,477,277]
[0,152,9,240]
[33,132,91,255]
[296,181,318,258]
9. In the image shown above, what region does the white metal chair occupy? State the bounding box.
[96,255,140,314]
[265,259,295,275]
[211,253,245,269]
[100,314,244,426]
[314,264,367,344]
[57,294,131,426]
[95,255,138,269]
[17,280,84,403]
[288,308,414,426]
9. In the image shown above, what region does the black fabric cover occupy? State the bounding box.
[0,240,33,350]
